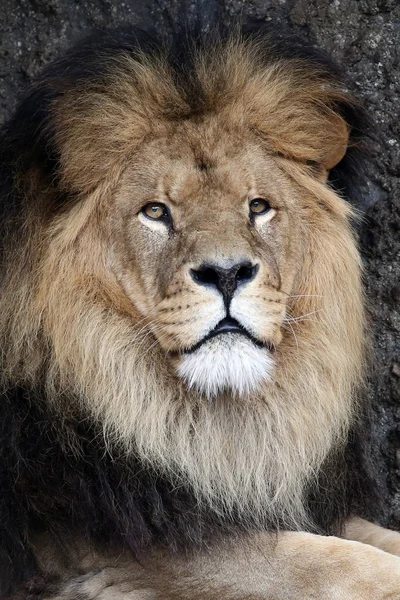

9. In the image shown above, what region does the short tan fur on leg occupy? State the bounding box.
[344,517,400,557]
[26,530,400,600]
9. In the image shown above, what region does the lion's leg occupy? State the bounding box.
[343,516,400,556]
[166,532,400,599]
[24,531,400,600]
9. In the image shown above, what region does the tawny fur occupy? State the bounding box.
[0,37,365,535]
[23,527,400,600]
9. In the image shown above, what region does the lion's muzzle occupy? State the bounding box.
[190,261,259,308]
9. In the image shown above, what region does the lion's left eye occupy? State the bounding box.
[142,202,169,221]
[249,198,271,215]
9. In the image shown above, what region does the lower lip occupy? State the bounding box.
[184,329,268,354]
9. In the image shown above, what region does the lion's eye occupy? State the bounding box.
[142,202,169,221]
[249,198,271,215]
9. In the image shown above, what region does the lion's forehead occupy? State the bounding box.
[120,125,292,217]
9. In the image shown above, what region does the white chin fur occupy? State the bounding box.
[177,333,274,398]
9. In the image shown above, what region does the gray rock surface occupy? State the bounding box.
[0,0,398,528]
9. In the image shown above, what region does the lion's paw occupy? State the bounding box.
[56,569,155,600]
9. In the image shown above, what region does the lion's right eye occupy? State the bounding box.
[141,202,170,222]
[249,198,271,215]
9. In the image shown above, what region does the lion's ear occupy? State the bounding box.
[316,114,350,181]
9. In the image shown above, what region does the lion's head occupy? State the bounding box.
[0,29,367,529]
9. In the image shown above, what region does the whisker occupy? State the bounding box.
[134,323,176,352]
[284,309,322,322]
[281,322,299,352]
[286,318,316,327]
[133,311,183,351]
[142,329,181,359]
[129,306,161,329]
[164,333,183,358]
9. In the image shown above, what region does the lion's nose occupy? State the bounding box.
[190,261,259,306]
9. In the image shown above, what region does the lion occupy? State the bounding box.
[0,18,400,600]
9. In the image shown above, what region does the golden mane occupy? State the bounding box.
[0,34,365,535]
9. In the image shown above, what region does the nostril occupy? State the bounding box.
[190,267,220,287]
[190,262,259,302]
[236,263,259,282]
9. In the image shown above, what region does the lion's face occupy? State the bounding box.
[110,121,303,397]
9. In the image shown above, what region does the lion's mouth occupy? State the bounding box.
[183,317,273,354]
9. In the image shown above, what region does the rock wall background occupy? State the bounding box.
[0,0,399,528]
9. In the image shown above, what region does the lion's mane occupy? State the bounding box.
[0,21,375,597]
